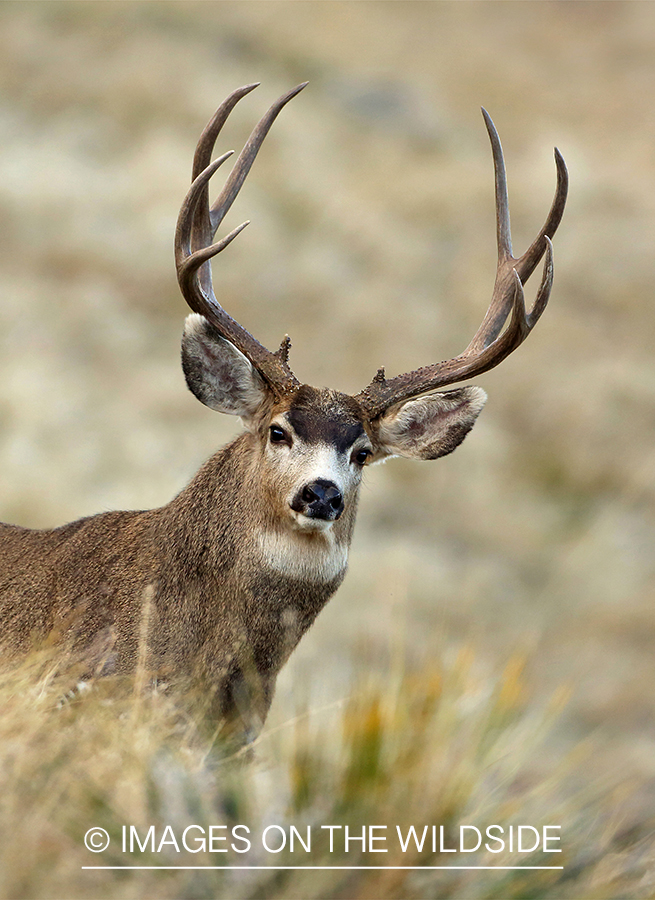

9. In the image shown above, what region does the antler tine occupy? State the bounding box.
[515,146,568,284]
[356,111,567,420]
[175,84,308,397]
[209,82,308,235]
[191,83,260,184]
[464,111,568,355]
[188,81,260,286]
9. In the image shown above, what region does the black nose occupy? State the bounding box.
[291,479,344,521]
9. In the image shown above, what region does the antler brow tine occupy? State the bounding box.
[355,110,568,419]
[175,83,308,397]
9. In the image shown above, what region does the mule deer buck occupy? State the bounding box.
[0,83,567,740]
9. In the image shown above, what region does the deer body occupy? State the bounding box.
[0,84,567,739]
[0,387,365,733]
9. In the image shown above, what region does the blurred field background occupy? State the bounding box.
[1,2,655,897]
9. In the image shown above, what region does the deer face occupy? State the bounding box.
[265,386,371,533]
[182,314,487,534]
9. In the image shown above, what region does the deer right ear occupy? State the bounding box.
[371,386,487,461]
[181,313,268,419]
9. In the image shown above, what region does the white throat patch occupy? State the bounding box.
[256,528,348,583]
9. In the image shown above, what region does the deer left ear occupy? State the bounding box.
[181,313,269,420]
[371,386,487,461]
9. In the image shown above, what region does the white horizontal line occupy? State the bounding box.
[82,865,564,871]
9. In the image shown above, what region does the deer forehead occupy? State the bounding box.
[286,405,367,452]
[273,385,370,451]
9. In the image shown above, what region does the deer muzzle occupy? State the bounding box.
[291,479,344,522]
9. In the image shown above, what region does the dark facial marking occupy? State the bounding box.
[282,385,368,454]
[287,407,364,453]
[287,408,364,453]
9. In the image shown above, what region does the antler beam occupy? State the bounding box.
[356,110,568,419]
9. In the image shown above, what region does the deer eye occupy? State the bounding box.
[353,448,371,466]
[269,424,291,446]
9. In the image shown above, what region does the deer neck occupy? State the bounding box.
[162,432,355,587]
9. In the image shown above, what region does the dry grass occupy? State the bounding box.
[1,2,655,896]
[0,643,650,900]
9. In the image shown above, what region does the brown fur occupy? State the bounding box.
[0,398,360,739]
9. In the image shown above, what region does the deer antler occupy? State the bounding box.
[175,83,307,398]
[356,109,568,419]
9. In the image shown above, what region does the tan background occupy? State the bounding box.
[1,1,654,822]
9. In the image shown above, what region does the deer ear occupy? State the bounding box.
[181,313,268,419]
[372,386,487,461]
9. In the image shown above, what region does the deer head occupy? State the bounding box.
[176,83,568,537]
